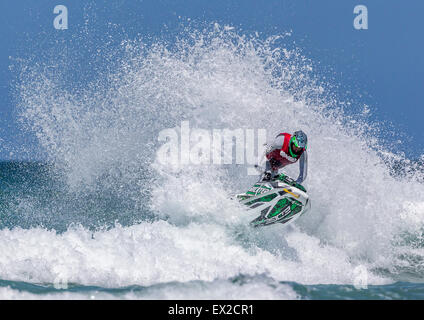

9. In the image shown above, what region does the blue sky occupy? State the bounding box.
[0,0,423,160]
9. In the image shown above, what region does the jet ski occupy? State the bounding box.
[236,172,311,227]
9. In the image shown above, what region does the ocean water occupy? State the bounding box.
[2,24,424,299]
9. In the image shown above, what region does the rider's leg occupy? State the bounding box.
[265,161,279,180]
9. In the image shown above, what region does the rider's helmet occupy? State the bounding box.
[289,130,308,156]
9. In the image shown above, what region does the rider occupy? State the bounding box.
[263,130,308,184]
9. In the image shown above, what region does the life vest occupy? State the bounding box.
[266,133,302,169]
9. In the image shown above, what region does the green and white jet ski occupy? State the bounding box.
[236,173,311,228]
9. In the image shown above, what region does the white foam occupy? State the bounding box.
[0,219,389,288]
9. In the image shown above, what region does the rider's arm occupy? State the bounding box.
[296,150,308,184]
[265,134,285,156]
